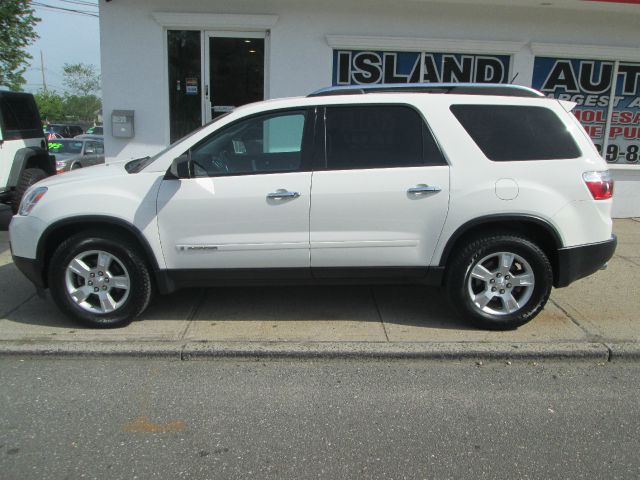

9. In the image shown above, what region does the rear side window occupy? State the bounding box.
[450,105,581,161]
[0,93,43,141]
[324,105,445,170]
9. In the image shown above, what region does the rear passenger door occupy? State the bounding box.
[310,105,450,274]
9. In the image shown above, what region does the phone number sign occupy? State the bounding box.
[533,57,640,164]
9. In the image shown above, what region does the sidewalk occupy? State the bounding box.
[1,205,639,361]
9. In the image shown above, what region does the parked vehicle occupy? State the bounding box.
[0,91,56,213]
[9,83,616,329]
[43,123,83,139]
[48,138,105,173]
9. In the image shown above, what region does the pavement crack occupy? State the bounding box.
[549,297,594,339]
[179,289,207,341]
[370,287,390,342]
[0,292,37,319]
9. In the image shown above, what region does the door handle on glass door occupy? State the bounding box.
[267,189,300,199]
[407,184,441,194]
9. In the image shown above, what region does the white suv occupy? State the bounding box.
[9,84,616,330]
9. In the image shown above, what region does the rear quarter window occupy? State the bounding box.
[0,93,43,141]
[450,104,582,161]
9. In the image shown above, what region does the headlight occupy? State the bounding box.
[19,187,48,216]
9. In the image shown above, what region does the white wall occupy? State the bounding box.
[99,0,640,215]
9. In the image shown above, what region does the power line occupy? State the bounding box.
[31,1,99,18]
[57,0,99,7]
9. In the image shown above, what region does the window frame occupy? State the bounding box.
[317,103,447,171]
[183,106,318,178]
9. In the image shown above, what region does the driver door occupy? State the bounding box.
[157,108,314,271]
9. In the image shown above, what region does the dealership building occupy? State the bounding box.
[98,0,640,216]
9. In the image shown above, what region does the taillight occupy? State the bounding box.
[582,171,614,200]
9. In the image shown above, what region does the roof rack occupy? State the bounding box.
[308,83,544,98]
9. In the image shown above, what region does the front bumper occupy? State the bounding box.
[12,253,46,289]
[555,235,617,288]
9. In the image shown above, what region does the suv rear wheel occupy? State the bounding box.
[446,234,553,330]
[48,231,153,328]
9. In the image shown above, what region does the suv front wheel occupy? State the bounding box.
[446,234,553,330]
[48,231,153,328]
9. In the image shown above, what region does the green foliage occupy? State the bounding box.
[34,90,65,122]
[34,63,102,123]
[0,0,40,90]
[64,94,101,123]
[63,63,101,96]
[34,90,101,123]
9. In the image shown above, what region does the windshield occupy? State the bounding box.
[48,140,83,154]
[126,113,231,173]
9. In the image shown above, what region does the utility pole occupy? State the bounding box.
[40,50,48,92]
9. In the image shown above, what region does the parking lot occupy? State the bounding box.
[1,205,639,359]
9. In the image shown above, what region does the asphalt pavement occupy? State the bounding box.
[1,205,639,360]
[1,357,639,479]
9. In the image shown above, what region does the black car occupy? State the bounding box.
[43,124,84,139]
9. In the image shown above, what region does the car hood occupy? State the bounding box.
[38,160,130,188]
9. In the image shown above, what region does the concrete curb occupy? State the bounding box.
[0,340,620,361]
[606,343,640,361]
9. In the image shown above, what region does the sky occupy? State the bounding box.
[23,0,101,93]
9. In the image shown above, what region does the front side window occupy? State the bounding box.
[450,104,582,161]
[187,110,308,177]
[324,105,444,170]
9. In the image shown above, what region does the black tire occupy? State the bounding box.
[48,231,153,328]
[71,162,82,170]
[446,234,553,330]
[11,168,48,214]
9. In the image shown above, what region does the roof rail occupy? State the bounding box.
[308,83,545,98]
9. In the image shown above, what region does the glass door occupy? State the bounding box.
[168,30,203,143]
[204,32,266,122]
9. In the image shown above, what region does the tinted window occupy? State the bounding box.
[187,110,307,177]
[0,93,42,140]
[324,105,444,170]
[450,105,581,161]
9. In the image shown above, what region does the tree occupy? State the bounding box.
[63,63,101,96]
[34,90,65,123]
[0,0,40,90]
[64,94,101,123]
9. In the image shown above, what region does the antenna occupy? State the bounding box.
[510,72,519,84]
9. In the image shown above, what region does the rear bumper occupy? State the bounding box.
[555,235,617,288]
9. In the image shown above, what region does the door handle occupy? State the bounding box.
[408,184,441,194]
[267,189,300,199]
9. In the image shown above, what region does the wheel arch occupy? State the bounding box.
[37,216,161,289]
[439,215,564,287]
[7,147,55,187]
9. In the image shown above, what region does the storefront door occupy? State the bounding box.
[168,30,266,143]
[203,32,266,122]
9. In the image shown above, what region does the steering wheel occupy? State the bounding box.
[212,150,230,173]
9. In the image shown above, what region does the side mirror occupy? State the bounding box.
[167,154,191,179]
